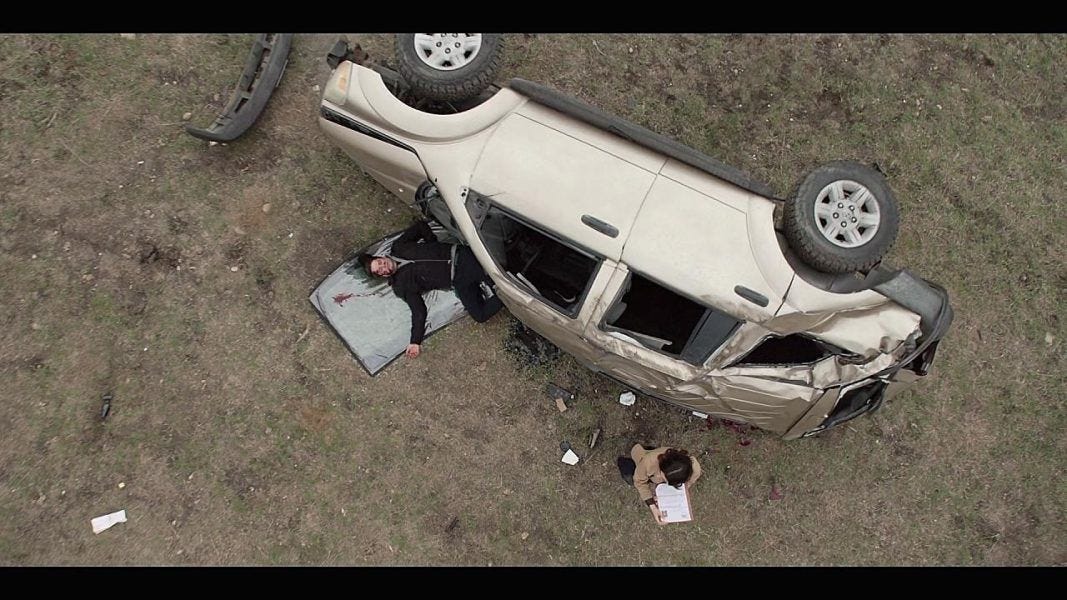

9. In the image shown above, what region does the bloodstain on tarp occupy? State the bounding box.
[333,292,355,306]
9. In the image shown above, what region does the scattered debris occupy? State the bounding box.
[618,391,636,406]
[208,141,219,147]
[503,318,561,369]
[520,531,529,540]
[295,325,311,344]
[261,203,272,214]
[691,411,708,419]
[547,383,572,412]
[230,266,239,272]
[117,482,126,489]
[100,394,112,420]
[91,509,127,534]
[561,449,580,465]
[136,160,145,165]
[589,427,602,449]
[119,34,136,40]
[182,112,192,121]
[312,85,321,92]
[1046,332,1055,345]
[445,517,460,533]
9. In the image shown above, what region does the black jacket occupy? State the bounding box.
[388,221,454,344]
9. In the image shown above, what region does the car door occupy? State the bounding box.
[466,197,617,368]
[580,263,743,405]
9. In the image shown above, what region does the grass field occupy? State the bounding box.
[0,33,1063,565]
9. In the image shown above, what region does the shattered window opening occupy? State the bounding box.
[477,204,599,317]
[733,334,838,366]
[603,271,742,365]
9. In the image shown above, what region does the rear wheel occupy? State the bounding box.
[783,161,900,274]
[395,33,503,103]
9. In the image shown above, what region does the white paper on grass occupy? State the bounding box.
[561,449,580,465]
[91,509,127,534]
[655,483,692,523]
[618,391,636,406]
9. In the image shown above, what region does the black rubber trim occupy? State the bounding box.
[507,78,779,199]
[319,106,418,155]
[802,381,888,437]
[580,214,619,238]
[874,270,948,338]
[734,285,769,307]
[185,34,292,142]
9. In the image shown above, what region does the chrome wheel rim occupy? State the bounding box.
[813,180,881,248]
[413,33,482,71]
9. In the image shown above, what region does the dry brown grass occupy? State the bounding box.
[0,33,1063,565]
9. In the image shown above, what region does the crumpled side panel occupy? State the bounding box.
[765,302,921,357]
[672,376,822,434]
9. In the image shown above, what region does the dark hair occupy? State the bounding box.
[358,253,376,275]
[658,448,693,488]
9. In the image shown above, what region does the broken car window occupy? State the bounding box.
[477,204,599,316]
[604,271,741,365]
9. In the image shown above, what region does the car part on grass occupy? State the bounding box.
[185,33,292,142]
[783,160,901,274]
[326,38,368,70]
[503,318,562,369]
[546,383,575,405]
[589,427,602,449]
[395,33,503,103]
[100,393,112,420]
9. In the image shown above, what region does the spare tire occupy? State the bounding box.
[395,33,503,104]
[783,160,900,274]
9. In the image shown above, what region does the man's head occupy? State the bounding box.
[360,254,397,278]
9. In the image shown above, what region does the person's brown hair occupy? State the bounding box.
[658,448,693,488]
[358,253,376,275]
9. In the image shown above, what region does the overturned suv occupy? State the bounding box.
[315,35,953,439]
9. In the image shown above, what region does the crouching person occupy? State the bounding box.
[618,444,702,523]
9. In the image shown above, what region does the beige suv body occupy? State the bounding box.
[317,60,953,439]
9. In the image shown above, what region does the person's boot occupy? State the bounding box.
[617,456,636,486]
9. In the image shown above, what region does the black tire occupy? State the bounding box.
[783,160,900,274]
[395,33,503,104]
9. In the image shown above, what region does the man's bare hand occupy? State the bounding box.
[406,344,421,358]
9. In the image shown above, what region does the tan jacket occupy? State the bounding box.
[630,445,703,504]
